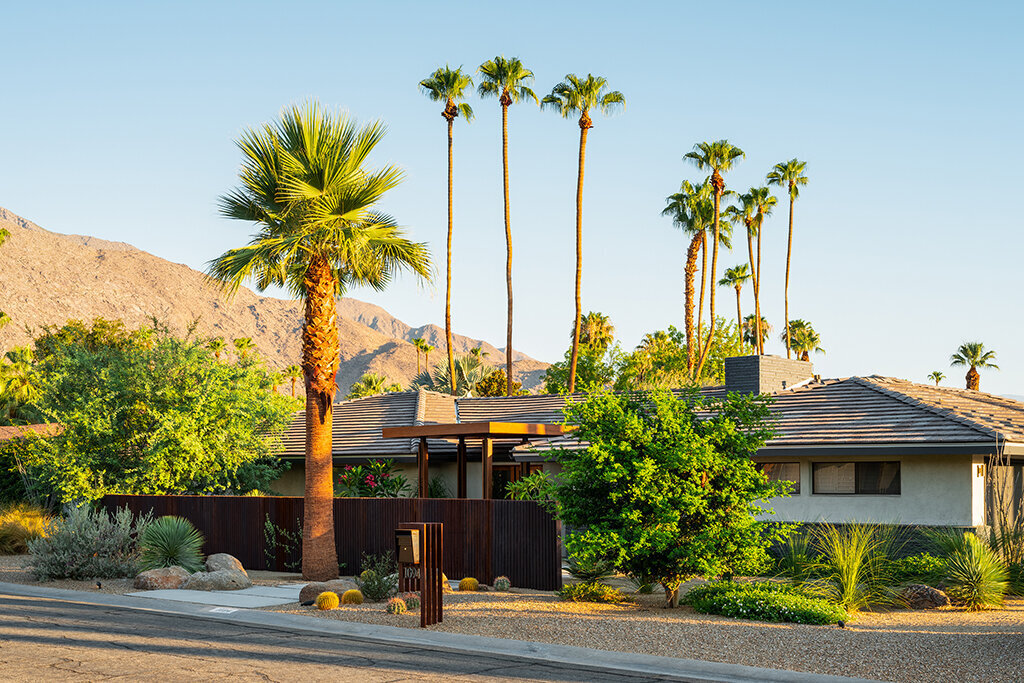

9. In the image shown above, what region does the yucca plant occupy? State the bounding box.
[139,516,205,572]
[930,531,1007,610]
[775,530,815,585]
[807,522,899,612]
[566,553,615,584]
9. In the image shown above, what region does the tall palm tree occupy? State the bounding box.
[727,187,776,354]
[541,74,624,393]
[207,102,430,580]
[684,140,745,379]
[285,364,302,398]
[950,342,998,390]
[412,337,426,374]
[420,66,474,396]
[767,159,809,358]
[780,319,824,361]
[578,311,615,353]
[347,372,402,399]
[207,336,226,361]
[478,56,538,395]
[928,370,945,386]
[232,337,255,361]
[718,265,751,335]
[742,314,771,350]
[422,342,435,372]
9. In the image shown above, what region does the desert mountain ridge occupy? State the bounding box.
[0,206,549,393]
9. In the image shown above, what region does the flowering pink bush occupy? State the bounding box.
[335,459,410,498]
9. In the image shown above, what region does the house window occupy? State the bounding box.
[812,462,901,495]
[760,462,800,493]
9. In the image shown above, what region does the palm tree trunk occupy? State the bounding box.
[291,377,296,398]
[684,233,701,374]
[568,115,589,393]
[301,255,340,581]
[967,366,980,390]
[501,96,514,396]
[734,285,742,343]
[746,225,761,355]
[694,182,722,380]
[697,233,707,342]
[755,221,764,355]
[446,117,457,396]
[784,192,794,359]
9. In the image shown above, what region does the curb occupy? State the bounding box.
[0,581,872,683]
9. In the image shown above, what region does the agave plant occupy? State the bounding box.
[139,516,205,573]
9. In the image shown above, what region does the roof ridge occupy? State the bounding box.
[851,376,998,440]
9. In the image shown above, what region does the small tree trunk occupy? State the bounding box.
[693,180,723,381]
[784,191,795,359]
[568,116,589,393]
[697,233,706,342]
[735,285,743,344]
[684,233,701,374]
[755,221,764,354]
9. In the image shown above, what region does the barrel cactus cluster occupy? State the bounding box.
[402,591,420,609]
[385,597,407,614]
[341,589,364,604]
[316,591,339,610]
[493,575,511,592]
[458,577,479,591]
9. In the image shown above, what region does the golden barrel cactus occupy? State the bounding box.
[316,591,339,610]
[341,589,364,605]
[458,577,479,591]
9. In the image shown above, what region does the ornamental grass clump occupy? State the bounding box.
[340,589,364,605]
[28,506,151,581]
[139,516,204,572]
[0,503,50,555]
[385,597,407,614]
[683,581,847,625]
[806,522,899,612]
[932,532,1007,610]
[316,591,339,610]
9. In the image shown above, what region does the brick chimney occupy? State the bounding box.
[724,355,815,395]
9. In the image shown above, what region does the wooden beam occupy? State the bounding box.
[418,437,428,498]
[482,437,493,499]
[383,421,570,440]
[457,437,467,499]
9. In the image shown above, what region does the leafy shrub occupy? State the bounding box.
[683,581,847,625]
[0,503,51,554]
[341,589,364,604]
[402,591,420,609]
[28,506,151,581]
[493,575,511,592]
[139,516,204,572]
[335,460,410,498]
[355,551,397,601]
[806,522,899,612]
[556,581,625,603]
[459,577,479,591]
[385,597,407,614]
[892,552,946,585]
[942,533,1007,610]
[316,591,339,610]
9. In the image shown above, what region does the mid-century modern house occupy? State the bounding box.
[274,355,1024,532]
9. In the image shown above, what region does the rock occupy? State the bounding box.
[299,579,358,604]
[441,572,454,594]
[205,553,246,576]
[183,569,252,591]
[134,566,190,590]
[477,584,490,592]
[901,583,950,609]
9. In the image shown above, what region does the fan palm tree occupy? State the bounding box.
[928,371,945,386]
[420,66,474,396]
[727,187,776,354]
[207,336,227,361]
[347,372,402,399]
[578,311,615,353]
[0,347,38,423]
[742,314,772,350]
[232,337,255,361]
[718,265,751,334]
[422,342,435,371]
[412,352,491,396]
[412,337,426,374]
[684,140,745,378]
[478,56,538,395]
[950,342,998,390]
[207,102,431,580]
[767,159,809,358]
[541,74,624,393]
[285,364,302,398]
[781,319,824,361]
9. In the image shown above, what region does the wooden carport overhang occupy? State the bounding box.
[382,422,569,498]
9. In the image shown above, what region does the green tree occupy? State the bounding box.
[767,159,809,358]
[684,141,744,379]
[207,337,227,361]
[412,352,490,396]
[742,314,772,350]
[207,102,431,580]
[347,373,402,399]
[950,342,998,391]
[475,368,524,397]
[420,65,475,396]
[285,364,302,398]
[614,319,745,390]
[542,74,624,393]
[411,337,425,374]
[781,319,824,361]
[543,344,620,394]
[232,337,255,361]
[478,56,538,395]
[0,347,41,425]
[718,264,751,334]
[578,311,615,354]
[928,371,945,386]
[552,390,787,606]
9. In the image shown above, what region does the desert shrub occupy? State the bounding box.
[556,581,625,604]
[566,553,615,584]
[493,575,511,592]
[941,533,1007,610]
[458,577,479,591]
[355,551,397,601]
[385,597,407,614]
[402,591,420,609]
[627,574,654,594]
[806,522,899,612]
[683,581,847,625]
[316,591,339,610]
[28,505,151,581]
[892,552,946,585]
[341,589,364,604]
[139,516,204,572]
[0,503,51,554]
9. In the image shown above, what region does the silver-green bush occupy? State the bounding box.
[28,506,151,581]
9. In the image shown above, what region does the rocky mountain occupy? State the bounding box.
[0,207,549,393]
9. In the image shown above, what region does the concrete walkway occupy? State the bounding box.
[0,582,873,682]
[127,583,306,608]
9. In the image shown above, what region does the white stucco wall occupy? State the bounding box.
[754,453,984,526]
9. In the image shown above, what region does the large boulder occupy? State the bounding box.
[901,584,950,609]
[183,569,252,591]
[205,553,247,576]
[134,566,190,590]
[299,579,358,604]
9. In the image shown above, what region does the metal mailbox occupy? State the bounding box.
[395,528,420,564]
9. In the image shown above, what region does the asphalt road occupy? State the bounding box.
[0,593,669,682]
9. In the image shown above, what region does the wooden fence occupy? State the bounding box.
[102,495,562,590]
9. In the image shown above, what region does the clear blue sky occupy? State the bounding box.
[3,1,1023,393]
